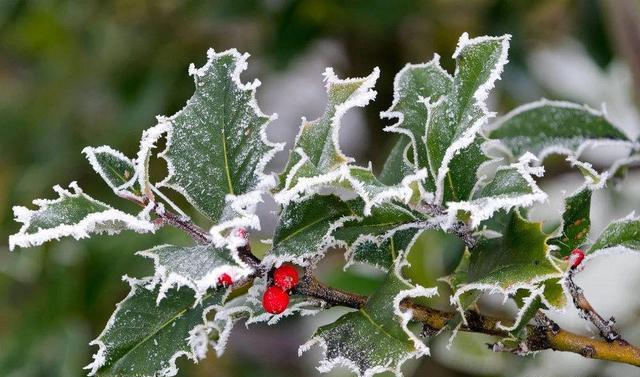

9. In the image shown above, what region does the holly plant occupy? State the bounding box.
[9,33,640,376]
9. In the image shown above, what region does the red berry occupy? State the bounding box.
[262,286,289,314]
[273,264,299,291]
[568,248,585,269]
[218,273,233,287]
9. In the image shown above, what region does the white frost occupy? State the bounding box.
[9,182,156,251]
[445,153,547,229]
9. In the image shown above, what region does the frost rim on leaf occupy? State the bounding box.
[299,234,438,377]
[82,145,140,197]
[85,276,230,377]
[432,33,511,204]
[9,182,155,251]
[445,152,547,228]
[137,241,253,305]
[380,54,453,175]
[136,48,283,235]
[488,98,633,162]
[274,67,380,205]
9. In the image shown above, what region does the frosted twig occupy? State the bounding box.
[565,267,623,343]
[156,210,211,244]
[119,191,211,244]
[417,201,477,248]
[293,274,640,367]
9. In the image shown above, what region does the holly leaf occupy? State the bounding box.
[9,182,155,251]
[588,214,640,255]
[549,187,591,256]
[138,241,254,303]
[274,68,426,213]
[263,194,357,267]
[378,137,414,186]
[86,278,229,377]
[451,212,563,332]
[381,55,453,179]
[446,153,547,228]
[489,100,630,160]
[442,135,489,203]
[548,156,612,256]
[300,259,437,377]
[276,67,379,199]
[137,48,282,231]
[83,146,141,197]
[425,33,510,204]
[332,200,426,270]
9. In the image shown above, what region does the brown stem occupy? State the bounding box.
[157,210,211,244]
[120,191,212,244]
[295,275,640,367]
[294,274,368,309]
[237,243,264,272]
[417,201,476,249]
[565,268,622,342]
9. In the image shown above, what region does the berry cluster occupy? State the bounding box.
[262,264,299,314]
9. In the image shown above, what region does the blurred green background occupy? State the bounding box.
[2,1,640,376]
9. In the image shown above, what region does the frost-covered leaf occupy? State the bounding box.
[138,242,253,303]
[276,67,379,199]
[381,55,452,180]
[332,201,426,270]
[264,194,357,267]
[442,135,489,203]
[86,278,228,377]
[588,214,640,255]
[466,213,561,290]
[425,33,510,204]
[549,187,591,256]
[446,153,547,228]
[274,67,426,213]
[489,99,630,160]
[9,182,155,251]
[345,165,425,215]
[139,48,282,229]
[451,212,563,332]
[300,259,437,377]
[83,146,141,197]
[378,137,414,186]
[548,157,611,257]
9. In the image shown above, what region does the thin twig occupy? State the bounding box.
[416,201,477,249]
[119,191,212,244]
[565,267,623,342]
[294,274,640,367]
[156,209,211,244]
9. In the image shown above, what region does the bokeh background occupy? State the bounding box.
[2,1,640,376]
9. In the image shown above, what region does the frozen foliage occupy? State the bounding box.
[8,32,640,377]
[381,54,453,186]
[489,99,631,161]
[143,48,283,233]
[449,213,564,336]
[86,277,229,377]
[426,33,510,205]
[446,153,547,228]
[275,67,425,215]
[300,256,437,377]
[9,182,155,250]
[83,146,141,198]
[138,243,253,304]
[265,194,358,268]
